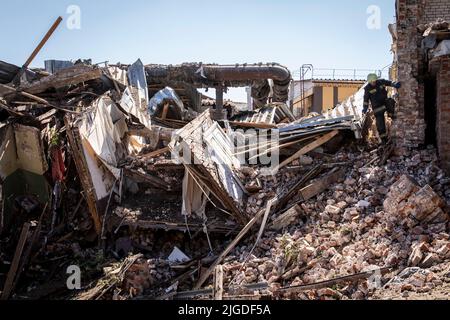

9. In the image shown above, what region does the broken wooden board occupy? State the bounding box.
[18,64,102,95]
[270,204,302,230]
[276,267,392,294]
[273,130,339,173]
[1,222,31,300]
[65,116,102,235]
[275,164,323,212]
[123,168,171,191]
[13,124,49,175]
[194,203,269,289]
[140,146,170,159]
[128,124,174,143]
[213,265,224,300]
[298,167,346,201]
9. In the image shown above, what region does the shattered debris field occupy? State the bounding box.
[1,12,450,302]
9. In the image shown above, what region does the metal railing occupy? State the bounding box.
[292,67,390,81]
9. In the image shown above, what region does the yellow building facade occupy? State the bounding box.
[293,80,365,117]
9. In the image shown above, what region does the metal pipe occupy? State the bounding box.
[203,64,291,83]
[145,63,292,106]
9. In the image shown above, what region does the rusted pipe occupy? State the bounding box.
[202,64,291,83]
[145,63,292,106]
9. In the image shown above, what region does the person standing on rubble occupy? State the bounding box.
[363,73,401,144]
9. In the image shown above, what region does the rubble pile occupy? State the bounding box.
[218,147,450,300]
[0,51,449,300]
[122,258,174,297]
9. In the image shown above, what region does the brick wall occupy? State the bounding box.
[436,56,450,173]
[423,0,450,23]
[394,0,427,153]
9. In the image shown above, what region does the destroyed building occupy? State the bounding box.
[0,1,449,301]
[392,0,450,172]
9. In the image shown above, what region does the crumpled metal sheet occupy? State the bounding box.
[148,87,185,120]
[433,40,450,58]
[128,59,149,110]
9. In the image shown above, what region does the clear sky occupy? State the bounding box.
[1,0,396,101]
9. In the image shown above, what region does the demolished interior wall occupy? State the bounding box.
[435,56,450,172]
[394,0,450,173]
[0,124,50,232]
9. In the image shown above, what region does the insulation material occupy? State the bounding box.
[120,87,152,129]
[182,170,209,217]
[81,138,115,201]
[108,66,128,86]
[128,59,149,112]
[204,123,244,202]
[79,96,128,167]
[433,40,450,58]
[126,135,147,155]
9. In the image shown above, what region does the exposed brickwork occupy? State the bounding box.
[394,0,427,152]
[423,0,450,23]
[436,56,450,172]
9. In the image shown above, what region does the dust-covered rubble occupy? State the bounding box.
[217,146,450,300]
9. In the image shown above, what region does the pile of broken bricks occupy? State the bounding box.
[215,147,450,300]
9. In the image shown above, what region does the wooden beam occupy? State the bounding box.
[271,205,302,230]
[298,168,345,201]
[19,65,102,95]
[123,168,171,191]
[229,121,277,129]
[272,130,339,173]
[140,146,170,159]
[275,164,322,212]
[161,103,170,120]
[213,265,224,300]
[0,101,25,117]
[1,223,31,300]
[23,17,63,68]
[194,204,268,289]
[276,267,392,294]
[64,117,102,235]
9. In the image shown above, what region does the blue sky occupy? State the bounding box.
[1,0,396,101]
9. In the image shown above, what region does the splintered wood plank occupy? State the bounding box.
[194,202,270,289]
[213,265,224,300]
[273,130,339,172]
[123,168,171,191]
[299,168,345,201]
[1,223,31,300]
[19,65,102,95]
[271,205,302,230]
[161,103,170,120]
[140,146,170,159]
[65,116,102,234]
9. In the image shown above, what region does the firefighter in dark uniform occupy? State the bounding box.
[363,73,401,144]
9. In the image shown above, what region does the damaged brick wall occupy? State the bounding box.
[394,0,427,152]
[423,0,450,23]
[436,56,450,172]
